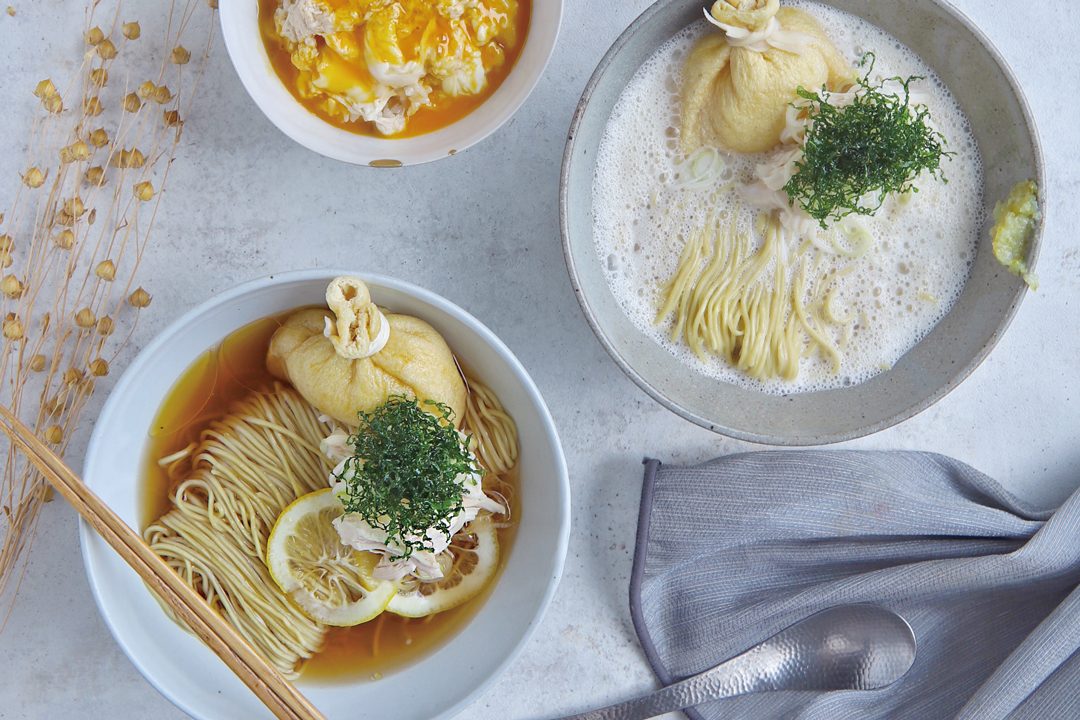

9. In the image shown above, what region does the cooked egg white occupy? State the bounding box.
[272,0,519,135]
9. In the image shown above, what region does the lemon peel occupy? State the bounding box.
[386,517,499,618]
[267,488,397,626]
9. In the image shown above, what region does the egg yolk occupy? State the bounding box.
[259,0,531,138]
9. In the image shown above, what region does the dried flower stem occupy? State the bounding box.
[0,0,215,632]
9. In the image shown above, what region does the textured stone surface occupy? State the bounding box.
[0,0,1076,718]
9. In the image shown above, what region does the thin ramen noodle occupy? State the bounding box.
[143,313,520,680]
[592,1,983,392]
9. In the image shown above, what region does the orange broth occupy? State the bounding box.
[257,0,532,138]
[141,312,520,682]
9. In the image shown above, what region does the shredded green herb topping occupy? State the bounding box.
[334,395,481,559]
[784,54,953,227]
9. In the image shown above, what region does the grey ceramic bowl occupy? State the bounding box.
[561,0,1044,445]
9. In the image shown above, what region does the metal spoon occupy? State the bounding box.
[554,604,916,720]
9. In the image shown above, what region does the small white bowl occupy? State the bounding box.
[81,270,570,720]
[219,1,562,166]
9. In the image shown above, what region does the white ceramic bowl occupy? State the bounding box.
[219,0,562,166]
[81,270,570,720]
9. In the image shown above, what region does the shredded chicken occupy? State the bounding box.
[320,419,504,582]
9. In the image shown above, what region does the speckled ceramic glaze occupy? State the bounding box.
[561,0,1044,445]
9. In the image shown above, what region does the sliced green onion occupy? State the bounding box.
[833,220,873,258]
[670,147,725,192]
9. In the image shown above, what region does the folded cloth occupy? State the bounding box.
[631,452,1080,720]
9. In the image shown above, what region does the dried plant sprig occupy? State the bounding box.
[0,0,216,633]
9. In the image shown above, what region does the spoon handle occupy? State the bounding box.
[554,652,761,720]
[552,605,916,720]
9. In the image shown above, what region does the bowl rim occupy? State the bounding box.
[559,0,1046,446]
[80,268,571,720]
[219,0,564,166]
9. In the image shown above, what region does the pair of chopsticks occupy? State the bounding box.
[0,403,328,720]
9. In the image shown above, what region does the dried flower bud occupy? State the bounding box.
[111,147,146,169]
[21,166,46,188]
[3,316,24,340]
[122,21,140,39]
[133,181,154,201]
[1,275,23,298]
[87,27,104,45]
[122,92,141,113]
[45,426,64,444]
[88,128,108,147]
[70,141,89,161]
[53,229,74,250]
[136,80,156,99]
[90,68,108,87]
[84,97,103,116]
[40,313,50,332]
[87,208,97,225]
[44,396,65,415]
[89,358,109,377]
[56,210,75,227]
[29,354,46,372]
[206,0,218,8]
[162,109,182,127]
[129,287,151,308]
[84,166,105,186]
[170,46,191,65]
[43,95,63,114]
[58,145,74,164]
[63,196,86,217]
[96,39,117,59]
[94,259,116,281]
[0,236,11,252]
[74,307,96,328]
[0,250,12,269]
[154,85,173,104]
[96,316,114,335]
[33,79,56,99]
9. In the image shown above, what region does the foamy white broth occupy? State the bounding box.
[592,1,984,393]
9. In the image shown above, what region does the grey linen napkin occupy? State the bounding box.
[631,452,1080,720]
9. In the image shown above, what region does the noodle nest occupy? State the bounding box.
[145,375,519,678]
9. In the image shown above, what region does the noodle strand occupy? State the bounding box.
[144,385,334,679]
[656,213,855,381]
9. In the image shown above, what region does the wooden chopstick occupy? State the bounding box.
[0,403,327,720]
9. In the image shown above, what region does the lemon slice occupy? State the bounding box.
[387,516,499,618]
[266,488,397,626]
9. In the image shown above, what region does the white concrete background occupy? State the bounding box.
[0,0,1077,718]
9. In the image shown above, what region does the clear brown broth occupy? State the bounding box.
[141,311,520,682]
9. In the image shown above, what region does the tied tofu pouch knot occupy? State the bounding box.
[267,276,467,428]
[681,0,853,155]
